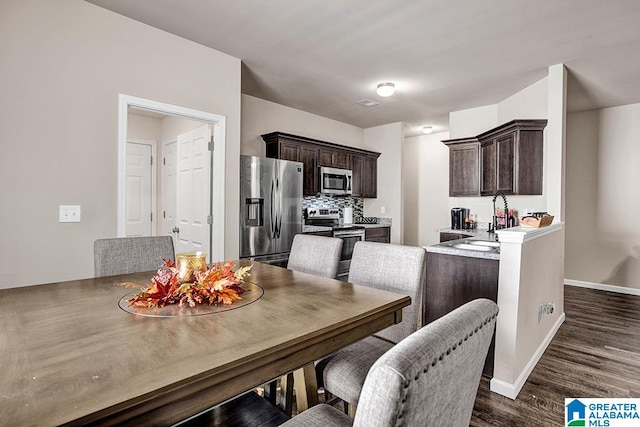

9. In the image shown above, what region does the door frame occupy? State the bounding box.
[126,138,157,237]
[117,94,226,262]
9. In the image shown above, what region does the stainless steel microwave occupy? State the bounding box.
[319,166,352,195]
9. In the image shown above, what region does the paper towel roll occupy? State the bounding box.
[343,207,353,224]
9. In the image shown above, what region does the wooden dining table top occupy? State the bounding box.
[0,260,411,426]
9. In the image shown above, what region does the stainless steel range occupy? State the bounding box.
[305,208,365,279]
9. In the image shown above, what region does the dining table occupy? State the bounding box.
[0,260,411,426]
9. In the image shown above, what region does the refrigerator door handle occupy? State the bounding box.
[270,175,282,239]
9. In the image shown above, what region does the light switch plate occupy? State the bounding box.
[59,205,81,223]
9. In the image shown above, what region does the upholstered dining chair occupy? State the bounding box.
[280,298,499,427]
[287,234,343,279]
[262,234,343,414]
[93,236,175,277]
[316,241,426,412]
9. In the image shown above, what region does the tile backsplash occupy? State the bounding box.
[303,195,364,219]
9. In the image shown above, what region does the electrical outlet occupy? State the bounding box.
[59,205,81,223]
[380,206,386,214]
[538,302,556,323]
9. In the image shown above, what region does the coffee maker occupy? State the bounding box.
[451,207,469,230]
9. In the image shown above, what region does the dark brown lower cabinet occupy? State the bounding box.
[424,252,499,377]
[365,227,390,243]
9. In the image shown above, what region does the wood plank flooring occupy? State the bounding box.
[471,285,640,426]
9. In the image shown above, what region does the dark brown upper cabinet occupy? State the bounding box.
[442,137,481,197]
[443,119,547,197]
[351,153,378,198]
[262,132,380,198]
[318,147,351,169]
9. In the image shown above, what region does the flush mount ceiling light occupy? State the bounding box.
[376,82,395,97]
[422,126,433,134]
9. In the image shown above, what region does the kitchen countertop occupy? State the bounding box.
[302,222,391,233]
[426,228,500,260]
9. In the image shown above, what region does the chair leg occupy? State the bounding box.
[292,364,319,412]
[263,380,278,405]
[280,373,294,416]
[348,403,357,418]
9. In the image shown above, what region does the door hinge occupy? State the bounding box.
[163,157,166,166]
[163,210,166,219]
[150,155,153,166]
[150,212,153,222]
[208,138,214,151]
[207,215,212,225]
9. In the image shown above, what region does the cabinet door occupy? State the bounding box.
[480,140,496,196]
[299,144,318,196]
[318,148,351,169]
[496,133,515,194]
[318,148,335,167]
[449,143,480,197]
[278,141,317,196]
[279,141,301,162]
[334,150,351,169]
[351,154,363,197]
[361,155,377,198]
[365,227,390,243]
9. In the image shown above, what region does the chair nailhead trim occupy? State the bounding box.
[397,312,498,426]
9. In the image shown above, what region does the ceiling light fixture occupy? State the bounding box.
[422,126,433,134]
[376,82,395,97]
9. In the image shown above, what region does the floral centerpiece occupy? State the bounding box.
[121,258,252,308]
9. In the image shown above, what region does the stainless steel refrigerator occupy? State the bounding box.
[240,155,303,266]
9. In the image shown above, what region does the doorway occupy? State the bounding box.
[125,139,156,237]
[118,94,226,263]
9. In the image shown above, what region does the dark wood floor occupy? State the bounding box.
[471,285,640,426]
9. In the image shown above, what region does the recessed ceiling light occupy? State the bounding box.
[376,82,395,97]
[422,126,433,134]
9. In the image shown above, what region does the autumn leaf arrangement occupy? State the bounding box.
[121,260,252,308]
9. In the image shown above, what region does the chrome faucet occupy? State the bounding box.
[491,193,509,231]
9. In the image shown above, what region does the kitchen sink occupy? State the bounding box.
[439,238,500,253]
[451,243,496,252]
[465,240,500,248]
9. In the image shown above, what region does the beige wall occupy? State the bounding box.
[566,105,640,290]
[0,0,241,288]
[127,113,161,142]
[241,94,364,155]
[403,131,450,247]
[364,123,405,244]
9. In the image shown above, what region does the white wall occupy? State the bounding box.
[0,0,241,288]
[449,105,498,138]
[241,95,364,155]
[403,132,450,247]
[492,225,565,398]
[364,123,405,244]
[565,105,640,290]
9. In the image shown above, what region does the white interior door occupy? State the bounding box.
[162,140,178,247]
[126,141,154,237]
[176,125,211,258]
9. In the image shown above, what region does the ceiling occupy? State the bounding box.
[86,0,640,136]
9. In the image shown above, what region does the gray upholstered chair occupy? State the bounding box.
[316,241,426,409]
[287,234,343,279]
[263,234,343,413]
[93,236,175,277]
[281,299,499,427]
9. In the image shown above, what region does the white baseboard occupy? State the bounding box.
[565,279,640,297]
[490,312,565,400]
